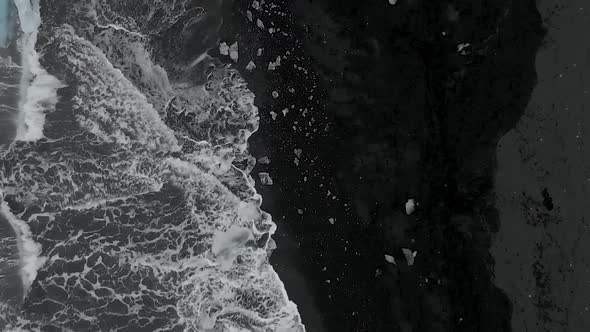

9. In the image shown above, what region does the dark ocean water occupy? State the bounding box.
[0,1,304,331]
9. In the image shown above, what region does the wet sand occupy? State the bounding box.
[493,1,590,331]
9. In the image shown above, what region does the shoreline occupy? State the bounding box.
[229,0,546,331]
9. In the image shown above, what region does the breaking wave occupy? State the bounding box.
[0,0,304,331]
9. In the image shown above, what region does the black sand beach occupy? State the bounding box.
[220,0,550,331]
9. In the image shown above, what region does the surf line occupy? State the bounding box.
[13,0,64,141]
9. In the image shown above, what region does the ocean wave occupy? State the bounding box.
[0,1,304,331]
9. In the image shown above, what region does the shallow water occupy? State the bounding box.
[0,0,17,48]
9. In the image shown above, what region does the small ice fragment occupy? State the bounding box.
[294,148,302,158]
[328,218,335,225]
[270,111,278,120]
[229,42,239,62]
[252,1,261,10]
[405,198,416,215]
[258,172,273,185]
[257,19,265,29]
[219,42,229,55]
[257,48,263,56]
[246,61,256,71]
[294,158,300,166]
[388,0,398,5]
[258,156,271,164]
[402,248,417,266]
[268,56,281,71]
[246,10,253,21]
[384,254,396,264]
[457,43,470,52]
[297,209,304,215]
[272,91,279,98]
[282,108,289,116]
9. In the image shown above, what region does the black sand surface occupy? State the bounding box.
[218,0,549,331]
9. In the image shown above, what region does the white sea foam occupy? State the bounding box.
[13,0,64,141]
[0,1,305,331]
[0,194,46,297]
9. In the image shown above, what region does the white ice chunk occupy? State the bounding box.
[384,254,396,264]
[229,42,239,62]
[402,248,417,266]
[256,18,265,29]
[257,156,271,164]
[219,42,229,56]
[246,60,256,71]
[405,198,416,215]
[212,225,252,269]
[258,172,273,185]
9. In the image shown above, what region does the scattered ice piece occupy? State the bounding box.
[384,254,396,264]
[294,158,300,166]
[294,148,302,158]
[457,43,471,55]
[282,108,289,116]
[402,248,417,266]
[257,48,263,56]
[272,91,279,98]
[258,156,271,164]
[270,111,278,120]
[246,10,253,21]
[252,1,261,10]
[219,42,229,56]
[246,61,256,71]
[388,0,398,5]
[328,218,335,225]
[258,172,273,185]
[297,209,304,215]
[256,19,265,29]
[268,56,281,70]
[405,198,416,215]
[229,42,239,62]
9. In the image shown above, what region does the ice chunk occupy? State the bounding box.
[258,156,271,164]
[388,0,398,5]
[405,198,416,215]
[268,56,281,70]
[246,10,253,22]
[328,218,335,225]
[256,18,265,29]
[401,248,417,266]
[219,42,229,55]
[258,172,273,185]
[246,60,256,71]
[212,225,253,269]
[294,148,302,158]
[229,42,239,62]
[384,254,396,264]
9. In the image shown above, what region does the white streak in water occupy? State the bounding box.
[13,0,64,141]
[0,197,46,297]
